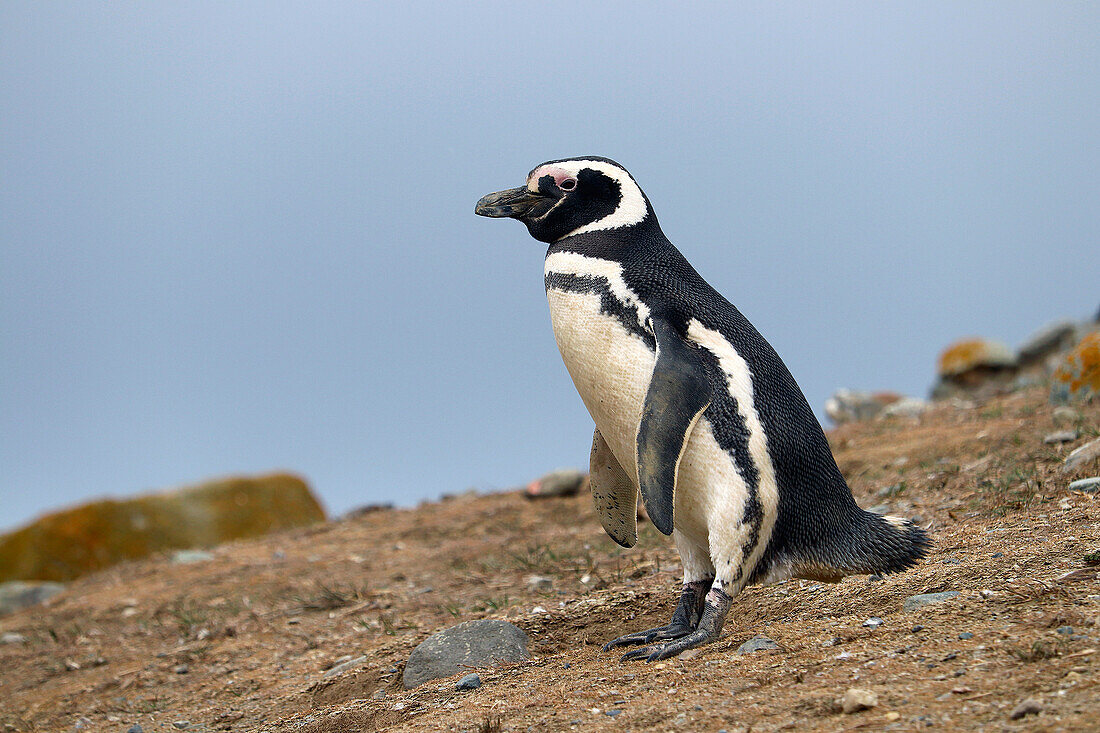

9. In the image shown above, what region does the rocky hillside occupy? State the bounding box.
[1,384,1097,731]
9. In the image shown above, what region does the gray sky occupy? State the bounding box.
[2,2,1098,531]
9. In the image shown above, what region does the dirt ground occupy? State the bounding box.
[2,385,1098,732]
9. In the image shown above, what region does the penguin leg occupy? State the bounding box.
[620,585,732,662]
[604,529,713,650]
[602,578,712,649]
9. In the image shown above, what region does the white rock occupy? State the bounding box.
[841,687,878,713]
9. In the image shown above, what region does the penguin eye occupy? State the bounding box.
[559,178,577,191]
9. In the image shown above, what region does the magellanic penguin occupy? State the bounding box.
[475,157,930,661]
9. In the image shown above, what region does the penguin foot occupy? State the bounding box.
[601,578,712,651]
[617,586,731,662]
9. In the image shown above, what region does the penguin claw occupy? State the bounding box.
[619,628,717,662]
[602,623,693,650]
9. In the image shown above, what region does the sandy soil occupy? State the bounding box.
[1,385,1098,732]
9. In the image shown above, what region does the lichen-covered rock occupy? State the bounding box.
[523,469,587,499]
[1051,331,1100,405]
[932,338,1016,400]
[403,619,528,688]
[0,473,325,582]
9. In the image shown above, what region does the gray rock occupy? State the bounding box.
[866,504,890,515]
[1017,321,1078,366]
[825,390,890,425]
[126,725,144,733]
[74,717,92,731]
[171,722,190,731]
[403,619,528,688]
[1068,477,1100,493]
[524,469,586,499]
[170,549,213,565]
[1052,406,1080,426]
[903,591,960,612]
[1,631,26,644]
[1044,430,1079,444]
[1064,439,1100,474]
[0,580,66,616]
[735,634,778,654]
[455,673,481,690]
[862,617,883,629]
[881,397,930,420]
[1010,697,1042,720]
[1056,626,1074,635]
[958,632,974,640]
[321,654,367,680]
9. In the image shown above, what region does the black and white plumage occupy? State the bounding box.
[476,157,930,661]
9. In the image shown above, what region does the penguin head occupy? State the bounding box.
[475,157,651,243]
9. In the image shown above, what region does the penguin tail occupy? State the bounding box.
[845,510,931,575]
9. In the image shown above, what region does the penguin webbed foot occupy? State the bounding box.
[616,586,731,663]
[601,578,712,652]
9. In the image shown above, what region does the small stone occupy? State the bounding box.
[841,687,878,714]
[1056,626,1074,635]
[455,673,481,690]
[1,632,26,644]
[903,591,960,612]
[526,575,553,592]
[862,617,884,629]
[991,552,1003,558]
[673,712,689,726]
[958,632,973,640]
[1010,697,1042,720]
[911,625,924,633]
[1052,406,1079,426]
[1069,477,1100,493]
[127,725,144,733]
[678,648,701,660]
[173,664,189,674]
[74,717,91,731]
[1044,430,1079,444]
[371,688,386,700]
[867,504,890,515]
[172,722,190,730]
[605,709,623,717]
[736,635,778,654]
[170,550,213,565]
[322,655,367,680]
[884,711,901,721]
[1063,438,1100,474]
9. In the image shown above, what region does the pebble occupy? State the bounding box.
[456,673,481,690]
[127,725,144,733]
[173,664,189,674]
[1052,406,1079,426]
[170,550,213,565]
[172,722,190,730]
[74,718,91,731]
[903,591,960,612]
[1044,430,1079,444]
[0,580,66,617]
[1,632,26,644]
[862,617,884,629]
[1056,626,1074,635]
[322,655,367,680]
[605,709,623,717]
[840,687,878,714]
[911,625,924,633]
[1063,438,1100,474]
[958,632,973,640]
[678,649,701,660]
[1010,697,1043,720]
[735,635,778,654]
[1068,477,1100,493]
[526,575,553,592]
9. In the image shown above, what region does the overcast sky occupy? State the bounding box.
[2,2,1098,531]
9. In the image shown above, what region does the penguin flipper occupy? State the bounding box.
[636,317,713,535]
[590,428,639,548]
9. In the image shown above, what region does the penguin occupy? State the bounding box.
[475,157,930,661]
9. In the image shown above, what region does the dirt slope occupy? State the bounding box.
[1,386,1098,732]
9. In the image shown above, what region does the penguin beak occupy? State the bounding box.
[475,186,545,219]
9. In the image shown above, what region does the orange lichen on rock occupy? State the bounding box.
[0,473,325,582]
[1052,331,1100,404]
[937,338,1015,378]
